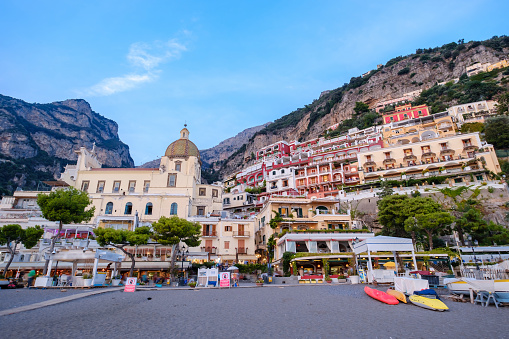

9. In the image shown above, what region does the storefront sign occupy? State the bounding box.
[124,277,137,292]
[219,272,230,288]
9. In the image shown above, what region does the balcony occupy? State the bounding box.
[403,154,417,161]
[202,231,217,237]
[236,247,248,254]
[440,148,455,156]
[421,152,436,158]
[201,247,217,254]
[363,161,376,167]
[233,231,250,237]
[463,145,478,152]
[382,158,396,165]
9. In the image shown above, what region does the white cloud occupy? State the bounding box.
[82,38,187,96]
[83,73,156,97]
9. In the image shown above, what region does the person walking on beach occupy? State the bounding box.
[27,270,36,288]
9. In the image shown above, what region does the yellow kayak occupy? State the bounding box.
[409,295,449,311]
[387,289,407,303]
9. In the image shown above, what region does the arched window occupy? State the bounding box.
[170,203,178,215]
[316,206,328,215]
[124,202,133,215]
[105,202,113,215]
[145,203,153,215]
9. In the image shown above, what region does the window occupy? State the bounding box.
[124,202,133,215]
[283,180,288,187]
[281,169,285,174]
[199,188,206,196]
[143,181,150,193]
[170,203,178,215]
[81,181,89,192]
[212,189,218,198]
[197,206,205,216]
[272,171,276,175]
[175,162,181,172]
[224,241,230,249]
[113,181,121,193]
[418,110,423,115]
[225,226,232,232]
[105,202,113,215]
[145,203,153,215]
[168,174,177,187]
[128,181,136,193]
[97,181,105,193]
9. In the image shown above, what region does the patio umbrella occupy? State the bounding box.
[383,262,396,268]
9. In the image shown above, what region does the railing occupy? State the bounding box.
[202,247,217,254]
[233,231,250,237]
[237,247,248,254]
[202,231,217,237]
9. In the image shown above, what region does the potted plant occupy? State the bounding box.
[188,281,197,288]
[422,169,429,177]
[325,277,332,284]
[83,274,93,287]
[337,275,347,283]
[255,279,264,287]
[111,274,122,286]
[401,172,407,179]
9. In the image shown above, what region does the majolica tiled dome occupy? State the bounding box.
[164,127,200,159]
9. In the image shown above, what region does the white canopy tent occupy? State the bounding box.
[353,236,418,283]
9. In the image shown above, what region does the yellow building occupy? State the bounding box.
[487,59,509,72]
[357,132,500,183]
[60,127,223,230]
[254,197,356,260]
[382,112,456,147]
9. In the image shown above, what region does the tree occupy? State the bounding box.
[354,101,370,114]
[376,180,394,201]
[37,187,95,275]
[378,195,442,242]
[95,227,151,277]
[484,115,509,149]
[405,212,454,250]
[495,92,509,115]
[0,224,44,275]
[151,216,201,283]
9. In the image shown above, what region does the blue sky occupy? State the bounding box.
[1,1,508,165]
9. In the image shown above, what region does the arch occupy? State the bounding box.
[411,137,420,143]
[105,202,113,215]
[316,206,329,214]
[298,225,308,230]
[170,202,178,215]
[124,202,133,215]
[145,202,153,215]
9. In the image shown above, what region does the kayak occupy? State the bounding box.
[409,295,449,311]
[387,288,407,303]
[364,286,399,305]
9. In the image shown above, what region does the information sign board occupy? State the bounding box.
[124,277,137,292]
[219,272,230,288]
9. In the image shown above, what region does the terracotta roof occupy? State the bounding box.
[164,128,200,159]
[90,168,158,171]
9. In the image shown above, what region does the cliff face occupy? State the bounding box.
[0,95,134,193]
[216,38,509,178]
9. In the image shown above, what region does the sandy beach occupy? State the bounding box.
[0,284,507,339]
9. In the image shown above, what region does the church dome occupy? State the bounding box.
[164,127,200,159]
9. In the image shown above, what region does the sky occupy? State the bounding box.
[1,1,508,165]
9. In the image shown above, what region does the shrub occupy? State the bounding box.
[398,67,410,75]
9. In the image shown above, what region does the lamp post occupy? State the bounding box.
[177,245,189,286]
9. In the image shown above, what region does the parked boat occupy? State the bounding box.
[386,288,407,303]
[445,278,509,296]
[409,295,449,311]
[364,286,399,305]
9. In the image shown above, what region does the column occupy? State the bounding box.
[46,259,53,277]
[367,251,374,283]
[91,258,99,286]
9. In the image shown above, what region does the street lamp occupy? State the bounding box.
[177,245,189,286]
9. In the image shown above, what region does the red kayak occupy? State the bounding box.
[364,286,399,305]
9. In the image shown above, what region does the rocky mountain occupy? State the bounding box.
[215,36,509,179]
[0,95,134,194]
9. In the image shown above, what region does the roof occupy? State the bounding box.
[353,236,414,254]
[164,127,200,159]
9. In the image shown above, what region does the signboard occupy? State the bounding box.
[219,272,230,288]
[124,277,137,292]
